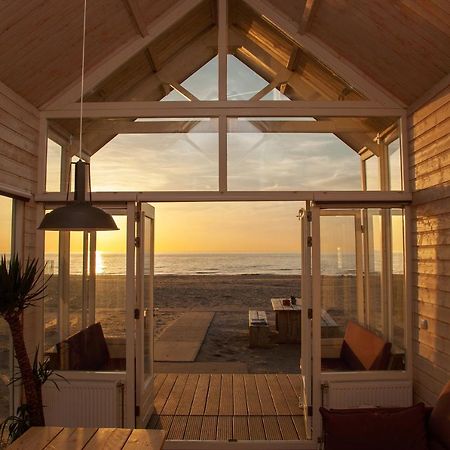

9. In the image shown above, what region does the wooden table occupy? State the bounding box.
[271,298,340,343]
[7,427,166,450]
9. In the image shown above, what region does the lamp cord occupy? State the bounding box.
[79,0,87,160]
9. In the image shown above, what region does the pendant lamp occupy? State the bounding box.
[38,0,118,231]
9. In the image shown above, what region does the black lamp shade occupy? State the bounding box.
[38,160,118,231]
[38,201,118,231]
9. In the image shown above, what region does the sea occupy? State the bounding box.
[44,252,404,276]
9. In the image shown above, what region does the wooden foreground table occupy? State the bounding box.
[7,427,166,450]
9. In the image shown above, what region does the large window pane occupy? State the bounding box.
[46,139,62,192]
[389,138,402,190]
[392,209,405,349]
[89,118,218,191]
[0,195,13,422]
[228,118,363,191]
[365,156,380,190]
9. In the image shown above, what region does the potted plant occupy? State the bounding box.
[0,255,49,428]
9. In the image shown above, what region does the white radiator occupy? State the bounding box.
[43,371,125,427]
[324,380,413,409]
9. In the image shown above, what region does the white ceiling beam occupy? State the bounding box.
[37,190,412,204]
[81,118,372,134]
[298,0,320,34]
[243,0,406,108]
[167,81,199,101]
[41,0,203,110]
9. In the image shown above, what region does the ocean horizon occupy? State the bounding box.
[43,252,404,276]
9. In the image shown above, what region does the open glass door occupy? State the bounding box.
[299,203,312,439]
[136,203,155,427]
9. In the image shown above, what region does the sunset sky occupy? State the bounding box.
[25,55,401,256]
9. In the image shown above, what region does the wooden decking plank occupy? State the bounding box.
[216,416,233,441]
[8,427,63,450]
[292,415,307,440]
[262,416,282,440]
[219,374,233,416]
[287,374,303,397]
[158,415,174,434]
[167,416,188,440]
[184,415,203,440]
[232,416,249,441]
[276,374,303,415]
[244,375,262,415]
[153,373,168,396]
[265,374,291,415]
[43,427,98,449]
[255,375,277,415]
[232,374,248,415]
[161,374,189,415]
[200,416,218,440]
[176,374,200,415]
[154,373,178,414]
[204,374,221,415]
[248,416,266,440]
[277,416,299,440]
[190,374,210,415]
[101,428,135,448]
[123,429,166,449]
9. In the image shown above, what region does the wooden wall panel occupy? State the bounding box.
[409,85,450,405]
[0,81,39,259]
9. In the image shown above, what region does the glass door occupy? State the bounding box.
[299,203,312,438]
[135,203,155,427]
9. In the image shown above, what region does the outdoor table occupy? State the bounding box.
[271,298,340,343]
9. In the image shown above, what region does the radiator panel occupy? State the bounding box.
[43,373,125,427]
[324,380,413,409]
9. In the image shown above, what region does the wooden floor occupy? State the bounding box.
[148,373,306,441]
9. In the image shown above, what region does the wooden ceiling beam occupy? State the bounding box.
[122,0,149,36]
[298,0,320,34]
[41,0,203,110]
[242,0,406,108]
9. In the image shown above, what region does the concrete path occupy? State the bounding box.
[154,312,215,362]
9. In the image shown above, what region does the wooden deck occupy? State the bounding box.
[148,373,306,441]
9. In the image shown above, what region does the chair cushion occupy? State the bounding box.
[340,320,391,370]
[429,380,450,448]
[320,403,428,450]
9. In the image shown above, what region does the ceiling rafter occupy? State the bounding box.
[298,0,320,34]
[121,0,166,98]
[242,0,406,108]
[41,0,203,110]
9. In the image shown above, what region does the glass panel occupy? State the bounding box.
[392,209,405,350]
[144,216,153,378]
[228,118,363,191]
[95,216,127,370]
[89,118,218,191]
[365,156,380,190]
[389,138,402,190]
[46,139,62,192]
[69,232,84,336]
[44,231,59,350]
[229,0,366,102]
[320,215,358,337]
[0,195,12,422]
[227,55,269,101]
[366,210,383,334]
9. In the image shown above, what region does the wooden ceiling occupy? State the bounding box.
[0,0,448,108]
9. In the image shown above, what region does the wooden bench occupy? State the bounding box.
[248,310,270,348]
[48,322,125,371]
[322,320,392,371]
